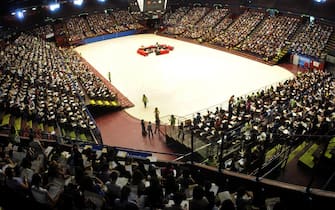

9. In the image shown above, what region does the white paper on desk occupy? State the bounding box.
[217,191,233,202]
[147,156,157,162]
[156,168,161,177]
[48,184,62,200]
[116,177,128,188]
[109,161,117,169]
[181,200,189,210]
[210,183,219,195]
[96,150,102,159]
[144,164,149,171]
[125,165,132,174]
[44,146,53,157]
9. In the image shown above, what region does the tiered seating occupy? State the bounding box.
[211,10,265,48]
[290,22,334,59]
[182,7,228,40]
[0,33,121,143]
[177,70,334,173]
[239,15,300,61]
[298,143,321,169]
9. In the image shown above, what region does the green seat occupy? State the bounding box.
[27,120,33,129]
[69,130,76,140]
[0,114,10,127]
[299,144,319,169]
[325,137,335,159]
[79,133,88,141]
[90,99,96,105]
[14,117,22,135]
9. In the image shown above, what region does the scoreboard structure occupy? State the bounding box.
[137,0,167,16]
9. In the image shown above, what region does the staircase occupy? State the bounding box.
[325,30,335,56]
[270,18,307,64]
[271,47,289,64]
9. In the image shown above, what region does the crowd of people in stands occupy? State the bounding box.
[0,32,118,141]
[66,17,96,42]
[182,8,228,40]
[290,22,334,59]
[202,9,233,42]
[0,9,146,142]
[0,5,334,209]
[162,6,334,61]
[30,10,144,44]
[0,137,275,210]
[186,69,334,173]
[211,10,265,48]
[240,15,300,60]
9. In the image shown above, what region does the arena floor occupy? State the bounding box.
[75,34,294,124]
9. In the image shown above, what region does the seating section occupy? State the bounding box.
[0,141,298,210]
[290,22,334,58]
[239,15,300,60]
[0,33,120,143]
[162,6,335,62]
[176,70,334,174]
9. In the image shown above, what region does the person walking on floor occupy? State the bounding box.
[142,94,148,108]
[147,121,154,139]
[141,119,147,137]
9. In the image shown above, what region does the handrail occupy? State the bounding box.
[160,75,294,127]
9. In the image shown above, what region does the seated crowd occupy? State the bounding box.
[211,10,265,48]
[32,10,144,44]
[201,9,233,42]
[182,8,227,40]
[240,15,300,60]
[0,32,119,141]
[162,6,334,61]
[185,70,334,173]
[0,137,278,210]
[290,22,334,59]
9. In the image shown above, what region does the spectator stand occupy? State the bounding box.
[0,137,335,210]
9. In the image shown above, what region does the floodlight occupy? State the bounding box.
[49,3,60,11]
[73,0,83,6]
[17,11,24,19]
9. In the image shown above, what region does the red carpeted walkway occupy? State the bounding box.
[96,110,177,161]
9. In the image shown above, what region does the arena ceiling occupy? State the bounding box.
[0,0,43,14]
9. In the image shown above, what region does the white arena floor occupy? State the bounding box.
[75,34,294,124]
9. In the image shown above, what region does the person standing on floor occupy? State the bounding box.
[169,114,176,130]
[141,119,147,137]
[142,94,148,108]
[154,107,160,135]
[178,122,185,141]
[154,118,160,135]
[147,121,154,139]
[154,107,160,121]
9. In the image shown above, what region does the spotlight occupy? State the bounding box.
[73,0,83,6]
[16,11,24,19]
[49,2,60,11]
